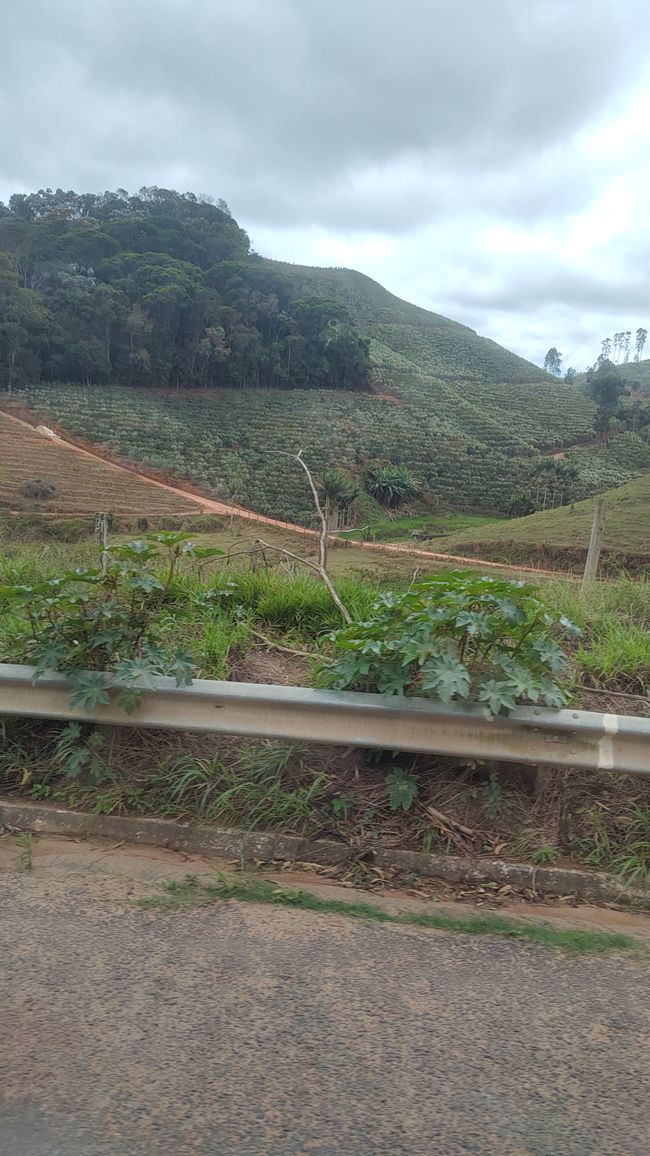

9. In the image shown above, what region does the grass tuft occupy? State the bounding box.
[139,874,645,959]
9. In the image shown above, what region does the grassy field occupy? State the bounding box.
[439,471,650,573]
[0,413,198,519]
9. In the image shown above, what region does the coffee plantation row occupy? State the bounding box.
[13,375,649,526]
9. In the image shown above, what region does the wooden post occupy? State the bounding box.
[94,512,109,575]
[581,497,606,591]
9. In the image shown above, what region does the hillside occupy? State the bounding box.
[611,358,650,394]
[0,412,199,519]
[14,364,601,526]
[0,185,609,524]
[437,470,650,573]
[266,262,551,386]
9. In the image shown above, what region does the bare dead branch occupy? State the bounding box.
[262,448,352,625]
[254,538,351,624]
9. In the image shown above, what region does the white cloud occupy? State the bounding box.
[1,0,650,372]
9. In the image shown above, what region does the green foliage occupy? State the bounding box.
[0,187,370,393]
[585,359,625,414]
[384,768,419,812]
[0,531,223,717]
[9,231,600,521]
[575,622,650,695]
[364,464,418,508]
[152,741,328,832]
[506,493,536,517]
[321,572,579,715]
[209,570,376,634]
[319,468,359,522]
[543,347,562,377]
[531,844,559,866]
[576,805,650,889]
[443,470,650,568]
[481,770,503,818]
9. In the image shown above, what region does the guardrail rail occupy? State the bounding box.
[1,663,648,774]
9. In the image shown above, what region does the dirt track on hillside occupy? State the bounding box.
[3,407,571,578]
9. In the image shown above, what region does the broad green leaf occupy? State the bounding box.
[169,650,196,687]
[376,663,409,695]
[112,658,160,689]
[31,640,69,679]
[420,655,471,703]
[68,673,111,711]
[454,610,491,637]
[126,571,165,594]
[477,679,518,716]
[384,769,419,812]
[115,687,142,715]
[496,659,543,701]
[63,746,89,778]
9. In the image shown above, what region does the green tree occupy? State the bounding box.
[543,347,562,376]
[0,254,53,391]
[585,358,625,414]
[0,187,371,394]
[319,469,359,531]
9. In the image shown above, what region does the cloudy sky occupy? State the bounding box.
[1,0,649,371]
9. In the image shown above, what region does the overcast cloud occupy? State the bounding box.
[1,0,649,371]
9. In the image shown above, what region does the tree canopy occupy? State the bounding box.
[585,358,625,413]
[0,187,371,393]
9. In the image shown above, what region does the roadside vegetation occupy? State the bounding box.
[1,526,649,889]
[140,875,645,959]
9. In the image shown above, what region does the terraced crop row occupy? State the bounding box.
[0,413,198,517]
[13,376,604,525]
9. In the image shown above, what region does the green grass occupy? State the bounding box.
[149,742,329,831]
[139,873,645,958]
[441,471,650,569]
[343,510,503,543]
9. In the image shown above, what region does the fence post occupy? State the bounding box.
[94,512,110,575]
[581,497,606,591]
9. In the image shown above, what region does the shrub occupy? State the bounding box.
[365,464,418,508]
[320,571,580,715]
[43,518,93,543]
[0,532,224,769]
[184,514,225,533]
[506,494,535,518]
[20,478,57,500]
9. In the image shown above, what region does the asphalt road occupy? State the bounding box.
[2,869,650,1155]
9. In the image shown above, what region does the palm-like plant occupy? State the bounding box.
[319,468,358,529]
[364,464,417,508]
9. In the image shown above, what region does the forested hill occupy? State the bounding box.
[2,186,610,522]
[266,262,548,386]
[0,185,556,398]
[0,187,371,392]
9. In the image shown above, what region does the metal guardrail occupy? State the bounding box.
[1,663,648,773]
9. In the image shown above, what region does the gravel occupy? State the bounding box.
[2,870,650,1155]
